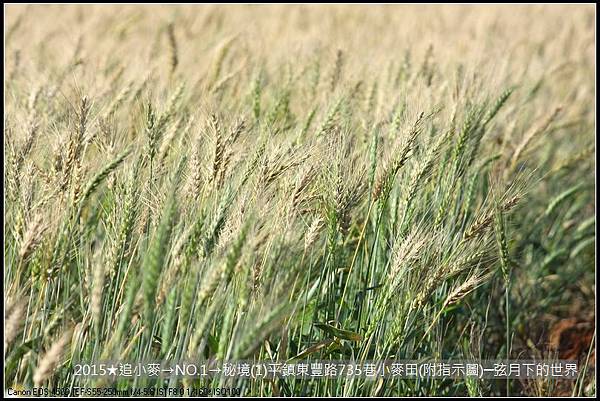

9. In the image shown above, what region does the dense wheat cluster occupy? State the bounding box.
[4,4,596,397]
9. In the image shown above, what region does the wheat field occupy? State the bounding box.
[4,4,596,397]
